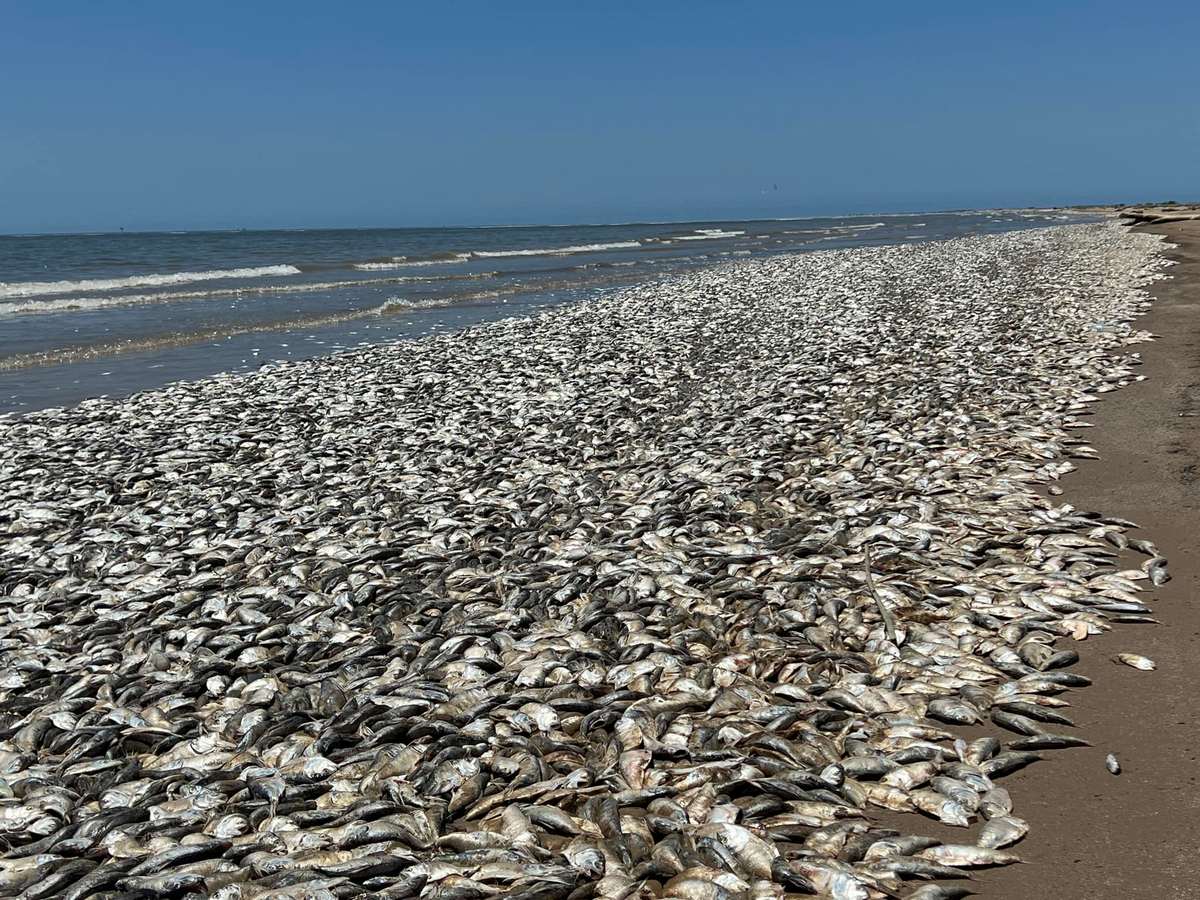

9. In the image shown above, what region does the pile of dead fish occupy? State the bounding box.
[0,223,1170,899]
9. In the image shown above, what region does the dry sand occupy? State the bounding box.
[974,219,1200,898]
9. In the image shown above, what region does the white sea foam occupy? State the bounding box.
[671,230,747,241]
[0,265,303,300]
[0,275,424,316]
[354,255,470,270]
[374,296,457,314]
[355,243,639,266]
[470,241,642,258]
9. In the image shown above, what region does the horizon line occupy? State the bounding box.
[0,203,1115,240]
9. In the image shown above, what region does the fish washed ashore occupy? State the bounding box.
[0,224,1170,899]
[979,217,1200,900]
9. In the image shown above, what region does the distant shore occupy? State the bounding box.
[1115,203,1200,226]
[1060,202,1200,225]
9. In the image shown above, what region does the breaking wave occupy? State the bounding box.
[374,296,459,314]
[354,242,643,267]
[470,241,642,258]
[668,230,747,242]
[354,255,471,270]
[0,265,302,300]
[0,274,503,316]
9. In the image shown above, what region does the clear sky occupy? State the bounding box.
[2,1,1197,233]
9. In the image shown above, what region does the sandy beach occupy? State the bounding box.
[978,217,1200,899]
[0,220,1187,897]
[4,2,1196,894]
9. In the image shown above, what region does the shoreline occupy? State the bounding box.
[975,218,1200,899]
[0,210,1095,417]
[0,222,1181,897]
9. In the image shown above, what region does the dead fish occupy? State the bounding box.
[916,844,1022,867]
[903,887,975,900]
[977,815,1028,849]
[1114,653,1156,671]
[116,872,207,894]
[978,787,1012,820]
[1144,557,1170,585]
[927,698,981,725]
[0,223,1171,899]
[991,710,1046,737]
[1007,734,1090,751]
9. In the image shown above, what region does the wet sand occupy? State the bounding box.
[978,219,1200,898]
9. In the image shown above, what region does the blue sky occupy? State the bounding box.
[2,2,1197,233]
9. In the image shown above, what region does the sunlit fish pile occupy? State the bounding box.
[0,223,1169,899]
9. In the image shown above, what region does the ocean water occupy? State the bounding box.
[0,210,1095,415]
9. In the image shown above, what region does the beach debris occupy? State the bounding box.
[904,886,976,900]
[978,815,1029,849]
[1114,653,1157,670]
[1106,753,1122,775]
[1144,556,1171,585]
[1128,538,1159,557]
[916,845,1022,868]
[0,223,1169,897]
